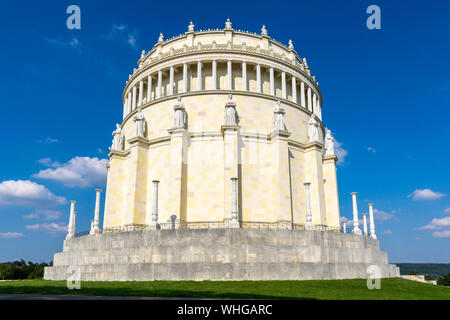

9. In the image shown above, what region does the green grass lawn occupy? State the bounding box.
[0,278,448,299]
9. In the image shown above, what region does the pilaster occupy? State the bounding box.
[270,129,292,225]
[167,127,189,222]
[304,141,327,225]
[123,137,149,226]
[222,125,240,221]
[323,155,340,227]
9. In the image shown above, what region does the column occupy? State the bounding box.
[212,60,217,90]
[66,200,76,240]
[343,222,347,233]
[138,80,143,106]
[323,155,340,228]
[183,63,188,92]
[90,189,102,234]
[300,81,306,108]
[242,61,247,91]
[157,70,162,98]
[312,93,317,114]
[291,76,297,103]
[256,64,261,93]
[123,98,127,119]
[147,75,152,102]
[229,177,239,228]
[132,85,137,110]
[227,60,232,90]
[149,180,159,229]
[281,71,286,99]
[269,67,274,96]
[369,203,377,239]
[196,61,202,91]
[363,213,368,236]
[127,92,132,114]
[351,192,362,235]
[307,87,312,112]
[169,66,174,95]
[304,182,314,230]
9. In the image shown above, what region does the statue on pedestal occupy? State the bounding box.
[224,94,238,125]
[225,18,232,29]
[261,25,267,36]
[273,100,287,131]
[158,32,164,43]
[133,107,147,137]
[111,124,124,150]
[308,114,319,142]
[188,21,194,32]
[173,96,187,128]
[324,129,335,156]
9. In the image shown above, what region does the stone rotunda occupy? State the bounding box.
[44,20,399,281]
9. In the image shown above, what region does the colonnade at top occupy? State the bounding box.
[122,59,322,120]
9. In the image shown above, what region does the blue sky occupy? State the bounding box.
[0,0,449,263]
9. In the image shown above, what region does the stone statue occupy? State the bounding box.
[261,25,267,36]
[273,101,287,131]
[224,94,238,125]
[303,57,308,67]
[111,124,123,150]
[173,96,187,128]
[188,21,194,32]
[140,49,145,59]
[308,114,319,142]
[288,39,294,50]
[133,107,147,137]
[225,18,232,29]
[324,129,335,156]
[158,32,164,43]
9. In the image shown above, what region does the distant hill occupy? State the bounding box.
[396,263,450,280]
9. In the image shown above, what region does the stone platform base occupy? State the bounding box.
[44,229,399,281]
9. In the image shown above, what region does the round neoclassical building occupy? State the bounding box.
[104,19,339,231]
[44,20,399,281]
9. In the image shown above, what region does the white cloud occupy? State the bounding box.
[367,147,376,153]
[432,230,450,238]
[128,34,137,48]
[373,208,395,222]
[38,137,59,144]
[334,139,348,165]
[105,24,138,49]
[23,209,62,221]
[37,158,61,167]
[0,232,24,239]
[444,207,450,214]
[408,189,445,201]
[26,223,67,234]
[0,180,66,207]
[383,230,392,235]
[45,37,80,52]
[33,156,108,188]
[420,217,450,230]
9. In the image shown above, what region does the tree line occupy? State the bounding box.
[0,260,52,280]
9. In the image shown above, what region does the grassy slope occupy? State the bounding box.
[0,278,448,299]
